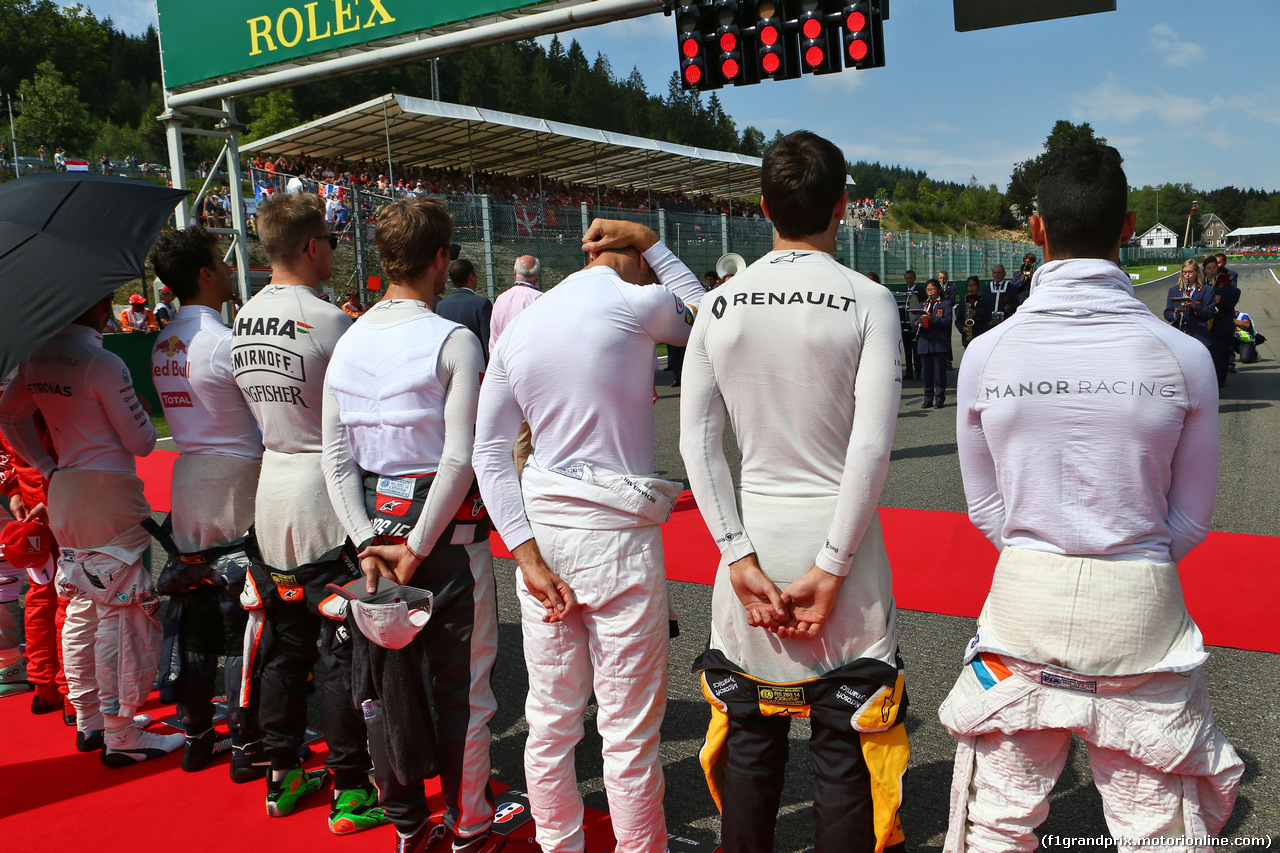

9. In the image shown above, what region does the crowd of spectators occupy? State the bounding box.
[248,153,765,218]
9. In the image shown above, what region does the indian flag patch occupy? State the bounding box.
[296,322,313,335]
[970,653,1012,690]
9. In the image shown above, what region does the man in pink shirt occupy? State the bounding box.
[489,255,542,353]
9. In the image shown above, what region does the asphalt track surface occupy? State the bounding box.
[207,262,1279,851]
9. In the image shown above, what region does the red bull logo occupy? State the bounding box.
[155,336,188,358]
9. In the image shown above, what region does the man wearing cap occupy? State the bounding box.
[232,191,383,831]
[155,286,177,330]
[0,295,182,765]
[473,218,702,853]
[119,295,159,333]
[322,195,498,853]
[149,226,265,775]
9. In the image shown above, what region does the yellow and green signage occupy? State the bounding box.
[158,0,549,89]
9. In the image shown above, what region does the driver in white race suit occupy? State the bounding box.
[943,144,1243,851]
[680,131,908,853]
[321,196,498,853]
[0,295,183,765]
[149,227,264,775]
[473,218,703,853]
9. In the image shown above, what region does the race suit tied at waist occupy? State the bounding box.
[521,456,683,529]
[362,471,490,547]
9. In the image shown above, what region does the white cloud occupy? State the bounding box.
[73,1,156,35]
[1148,23,1205,67]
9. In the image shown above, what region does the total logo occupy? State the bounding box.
[494,802,525,823]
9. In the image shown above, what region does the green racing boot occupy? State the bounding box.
[265,766,329,817]
[329,785,388,834]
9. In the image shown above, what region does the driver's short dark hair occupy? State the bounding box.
[449,258,476,288]
[761,130,847,240]
[1037,144,1128,259]
[149,227,218,303]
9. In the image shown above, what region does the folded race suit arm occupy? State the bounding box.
[0,370,57,479]
[1166,354,1219,562]
[679,304,755,564]
[405,331,483,557]
[472,346,533,550]
[813,286,902,577]
[92,355,156,458]
[957,338,1006,550]
[321,377,376,547]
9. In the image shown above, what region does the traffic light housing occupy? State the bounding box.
[674,0,885,89]
[675,0,718,91]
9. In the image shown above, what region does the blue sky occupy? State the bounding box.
[78,0,1280,193]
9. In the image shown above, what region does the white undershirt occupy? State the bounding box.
[322,300,483,557]
[152,305,263,459]
[474,241,703,548]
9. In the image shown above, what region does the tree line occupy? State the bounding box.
[4,2,1278,236]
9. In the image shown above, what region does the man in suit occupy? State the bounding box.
[436,258,494,365]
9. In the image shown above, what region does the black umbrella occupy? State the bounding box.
[0,172,189,378]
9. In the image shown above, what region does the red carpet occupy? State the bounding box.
[495,493,1280,655]
[0,690,632,853]
[142,451,1279,654]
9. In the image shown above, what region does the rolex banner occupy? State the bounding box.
[157,0,557,90]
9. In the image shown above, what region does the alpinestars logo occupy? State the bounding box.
[378,498,406,513]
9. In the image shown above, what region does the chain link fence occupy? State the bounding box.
[243,170,1037,301]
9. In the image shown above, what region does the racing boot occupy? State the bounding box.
[230,737,270,783]
[101,725,184,767]
[328,785,389,835]
[0,659,32,698]
[182,726,231,772]
[265,765,329,817]
[396,820,448,853]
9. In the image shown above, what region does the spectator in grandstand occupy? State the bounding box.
[436,258,493,364]
[119,294,158,333]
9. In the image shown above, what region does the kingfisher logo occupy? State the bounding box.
[155,336,188,358]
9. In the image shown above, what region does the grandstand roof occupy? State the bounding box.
[241,94,763,198]
[1226,225,1280,237]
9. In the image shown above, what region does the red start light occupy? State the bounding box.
[684,63,703,84]
[681,37,701,58]
[802,18,822,39]
[722,58,740,78]
[846,11,866,31]
[762,51,781,73]
[847,38,868,60]
[759,23,779,46]
[805,45,824,66]
[720,32,737,52]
